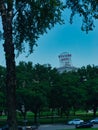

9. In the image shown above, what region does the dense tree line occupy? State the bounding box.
[0,62,98,124]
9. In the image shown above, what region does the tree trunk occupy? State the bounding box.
[51,108,54,124]
[0,1,17,130]
[93,107,97,117]
[34,111,37,125]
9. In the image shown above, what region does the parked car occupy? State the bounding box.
[76,121,93,128]
[68,118,84,125]
[90,117,98,124]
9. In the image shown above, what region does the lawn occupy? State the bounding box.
[61,128,98,130]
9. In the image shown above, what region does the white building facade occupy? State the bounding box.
[57,52,78,73]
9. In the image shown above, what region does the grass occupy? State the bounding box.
[61,128,98,130]
[0,110,97,126]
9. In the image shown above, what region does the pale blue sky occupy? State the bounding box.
[16,14,98,68]
[0,11,98,68]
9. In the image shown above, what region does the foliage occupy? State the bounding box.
[65,0,98,32]
[2,0,98,129]
[15,63,98,118]
[0,0,65,55]
[16,61,33,88]
[0,1,65,127]
[1,62,98,121]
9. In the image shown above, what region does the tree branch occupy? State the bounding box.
[13,2,27,19]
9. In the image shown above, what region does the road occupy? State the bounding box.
[38,124,98,130]
[0,124,98,130]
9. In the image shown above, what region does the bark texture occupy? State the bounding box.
[0,1,17,130]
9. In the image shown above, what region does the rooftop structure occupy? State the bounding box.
[58,52,72,67]
[57,52,78,73]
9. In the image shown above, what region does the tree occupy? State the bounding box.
[16,63,48,125]
[16,61,33,88]
[58,70,86,118]
[30,91,46,126]
[85,79,98,117]
[0,92,5,116]
[60,71,78,117]
[0,1,64,129]
[0,66,6,116]
[84,65,98,116]
[65,0,98,32]
[16,88,32,120]
[78,65,98,116]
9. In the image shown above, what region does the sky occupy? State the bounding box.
[0,10,98,69]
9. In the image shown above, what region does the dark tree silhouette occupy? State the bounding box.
[0,1,64,129]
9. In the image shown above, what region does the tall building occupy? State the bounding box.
[58,52,72,67]
[57,52,78,73]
